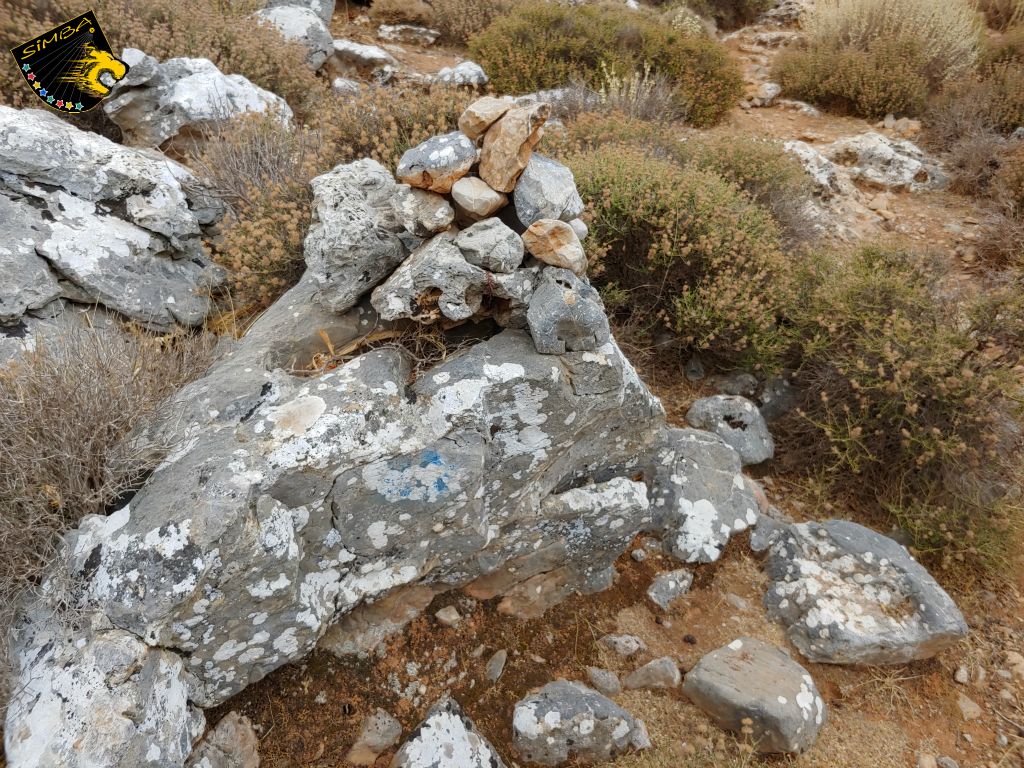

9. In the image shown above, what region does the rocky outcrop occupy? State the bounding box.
[0,106,223,332]
[104,51,292,150]
[686,395,775,466]
[255,6,332,69]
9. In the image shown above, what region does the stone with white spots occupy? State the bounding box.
[255,6,332,69]
[512,680,649,765]
[763,520,969,664]
[328,38,399,80]
[686,395,775,466]
[642,428,761,564]
[377,24,440,45]
[392,185,455,237]
[396,131,479,194]
[434,61,488,87]
[345,708,402,765]
[392,697,506,768]
[682,637,827,753]
[623,657,681,690]
[647,568,693,610]
[598,634,647,657]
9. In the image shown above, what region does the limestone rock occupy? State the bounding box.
[304,159,408,313]
[392,697,506,768]
[586,667,622,697]
[377,23,439,45]
[371,232,487,322]
[104,53,292,150]
[265,0,335,23]
[479,102,549,193]
[345,708,402,765]
[647,569,693,610]
[825,132,946,191]
[686,395,775,466]
[526,267,609,354]
[568,218,588,241]
[642,428,760,564]
[458,96,514,141]
[522,219,586,274]
[0,106,224,330]
[598,634,646,657]
[186,711,260,768]
[486,649,508,682]
[513,153,584,227]
[453,218,523,273]
[450,176,508,220]
[255,6,332,69]
[623,657,681,690]
[513,680,648,765]
[434,61,488,87]
[319,585,437,657]
[329,38,399,79]
[764,520,969,664]
[396,131,478,194]
[683,637,827,753]
[392,185,455,236]
[331,77,361,96]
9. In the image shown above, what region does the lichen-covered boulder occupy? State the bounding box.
[304,159,409,313]
[392,697,505,768]
[434,61,488,87]
[396,131,478,194]
[527,268,609,355]
[683,637,827,753]
[0,106,223,331]
[512,680,648,765]
[255,6,332,69]
[764,520,969,664]
[686,395,775,466]
[103,53,292,150]
[328,38,399,79]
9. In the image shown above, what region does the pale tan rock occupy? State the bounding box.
[451,176,508,219]
[345,709,402,766]
[478,102,549,193]
[458,96,514,141]
[522,219,587,275]
[1005,650,1024,681]
[957,692,982,721]
[185,711,259,768]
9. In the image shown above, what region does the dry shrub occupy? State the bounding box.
[978,60,1024,132]
[946,131,1010,196]
[981,22,1024,65]
[0,324,213,686]
[975,0,1024,30]
[369,0,434,25]
[566,142,795,370]
[432,0,514,43]
[977,143,1024,267]
[687,0,774,30]
[590,62,684,123]
[468,1,742,127]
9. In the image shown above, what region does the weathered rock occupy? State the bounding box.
[825,132,946,191]
[623,657,681,690]
[392,185,455,236]
[377,23,439,45]
[304,158,408,313]
[522,219,586,274]
[435,605,462,626]
[331,76,361,96]
[640,428,761,564]
[453,218,523,273]
[764,520,969,664]
[396,131,478,194]
[526,267,609,354]
[686,395,775,466]
[0,106,224,330]
[345,708,402,765]
[434,61,488,87]
[598,634,646,657]
[647,569,693,610]
[371,232,487,322]
[568,218,588,242]
[708,371,759,398]
[486,649,508,682]
[392,697,506,768]
[5,615,205,768]
[319,584,437,657]
[328,38,399,79]
[782,140,856,199]
[186,711,260,768]
[513,680,648,765]
[479,102,549,193]
[265,0,335,24]
[104,53,292,149]
[450,176,508,220]
[255,6,332,69]
[683,637,827,754]
[586,667,622,696]
[458,96,514,140]
[513,153,584,227]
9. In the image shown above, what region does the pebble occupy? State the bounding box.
[937,757,959,768]
[599,634,647,657]
[631,549,647,562]
[586,666,622,697]
[485,649,507,683]
[954,665,970,684]
[623,657,681,690]
[435,606,461,626]
[957,692,982,721]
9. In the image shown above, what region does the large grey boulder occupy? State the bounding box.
[328,38,399,80]
[683,637,827,753]
[304,159,409,314]
[513,153,584,228]
[454,217,524,273]
[392,697,505,768]
[686,395,775,466]
[104,53,292,150]
[512,680,649,765]
[526,267,609,354]
[0,106,224,331]
[255,6,332,69]
[642,428,761,564]
[824,132,946,191]
[764,520,969,664]
[265,0,335,24]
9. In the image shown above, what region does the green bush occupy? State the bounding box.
[468,1,742,127]
[566,142,795,369]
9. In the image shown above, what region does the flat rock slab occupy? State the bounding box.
[764,520,968,664]
[683,637,826,753]
[392,697,506,768]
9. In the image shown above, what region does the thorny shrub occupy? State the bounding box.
[369,0,434,25]
[975,0,1024,31]
[0,324,213,688]
[468,1,742,127]
[431,0,515,44]
[565,142,795,370]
